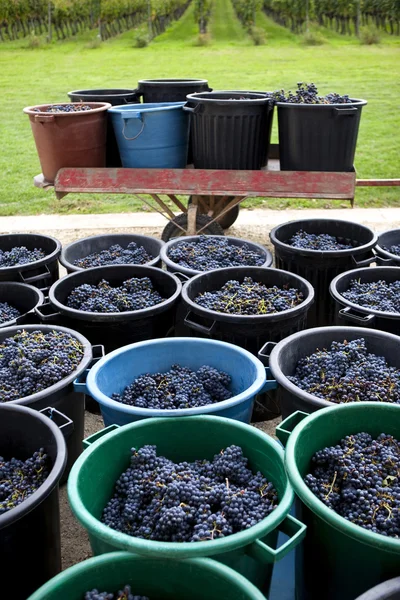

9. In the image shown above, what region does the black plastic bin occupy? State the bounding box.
[161,235,273,278]
[60,233,164,273]
[0,281,44,326]
[136,78,211,102]
[68,89,141,167]
[270,219,378,328]
[37,265,181,352]
[356,577,400,600]
[267,326,400,418]
[0,233,61,290]
[0,403,67,599]
[276,98,367,171]
[184,92,274,170]
[330,266,400,334]
[181,266,313,420]
[375,228,400,265]
[3,324,94,480]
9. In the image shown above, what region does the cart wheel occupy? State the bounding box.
[188,196,240,229]
[161,213,224,242]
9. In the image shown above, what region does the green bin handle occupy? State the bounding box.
[276,410,309,446]
[246,514,306,564]
[83,424,120,449]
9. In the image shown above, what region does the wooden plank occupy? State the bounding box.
[55,167,356,199]
[356,179,400,187]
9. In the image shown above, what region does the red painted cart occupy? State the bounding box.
[34,145,400,241]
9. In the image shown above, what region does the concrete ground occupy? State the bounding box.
[14,206,396,570]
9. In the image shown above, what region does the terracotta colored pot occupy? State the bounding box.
[23,102,111,183]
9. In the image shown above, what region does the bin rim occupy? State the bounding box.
[284,401,400,553]
[276,98,367,108]
[26,552,266,600]
[376,228,400,262]
[108,102,185,114]
[330,266,400,320]
[68,88,139,97]
[68,415,294,557]
[269,325,400,409]
[0,324,93,406]
[138,78,209,85]
[23,102,112,115]
[355,575,400,600]
[60,233,164,272]
[186,91,272,105]
[49,264,182,322]
[181,266,314,325]
[270,218,378,258]
[0,403,66,529]
[0,232,61,273]
[0,281,45,326]
[86,337,267,417]
[161,235,273,277]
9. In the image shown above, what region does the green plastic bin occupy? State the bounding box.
[68,416,306,595]
[27,552,266,600]
[276,402,400,600]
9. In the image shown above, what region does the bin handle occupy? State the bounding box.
[246,514,306,564]
[34,114,55,123]
[276,410,309,446]
[338,306,375,324]
[182,103,202,114]
[73,344,105,394]
[260,367,278,394]
[375,255,397,266]
[351,251,376,268]
[258,341,277,367]
[121,112,145,141]
[39,407,74,440]
[334,106,357,116]
[83,424,120,449]
[34,300,61,323]
[174,272,190,282]
[20,263,51,285]
[184,311,216,335]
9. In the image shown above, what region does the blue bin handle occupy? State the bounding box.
[73,344,105,395]
[338,306,375,324]
[246,514,306,564]
[83,424,120,449]
[276,410,309,446]
[121,111,145,141]
[260,367,277,393]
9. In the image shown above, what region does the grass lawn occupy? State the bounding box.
[0,1,399,216]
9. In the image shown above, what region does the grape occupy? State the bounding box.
[66,278,164,313]
[102,444,278,543]
[267,82,353,104]
[342,279,400,313]
[194,276,304,315]
[0,246,45,268]
[0,448,50,515]
[286,230,353,251]
[33,104,92,113]
[167,235,265,271]
[0,302,20,324]
[305,432,400,538]
[289,338,400,404]
[84,586,148,600]
[74,243,152,269]
[0,329,84,402]
[112,364,232,409]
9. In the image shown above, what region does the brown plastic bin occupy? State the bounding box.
[23,102,111,183]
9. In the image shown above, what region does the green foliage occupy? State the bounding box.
[360,23,381,42]
[302,28,325,44]
[249,24,267,43]
[133,31,149,46]
[232,0,262,28]
[194,0,212,33]
[263,0,400,35]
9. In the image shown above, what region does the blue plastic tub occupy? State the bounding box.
[108,102,190,168]
[75,337,275,426]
